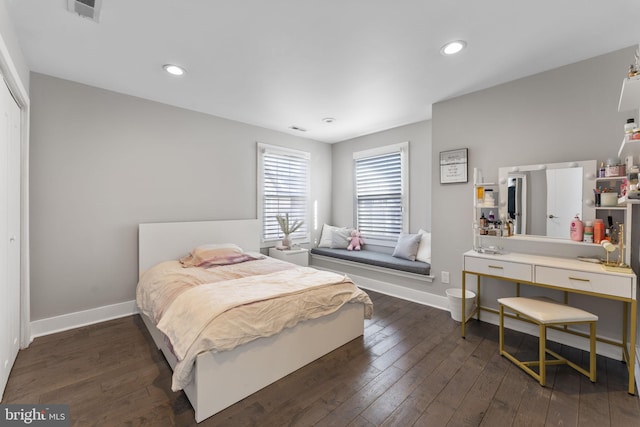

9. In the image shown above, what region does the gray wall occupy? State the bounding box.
[29,73,332,320]
[432,45,636,296]
[431,46,638,341]
[331,120,432,245]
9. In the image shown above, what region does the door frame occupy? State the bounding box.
[0,33,31,347]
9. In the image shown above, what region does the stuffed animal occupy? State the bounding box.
[347,230,364,251]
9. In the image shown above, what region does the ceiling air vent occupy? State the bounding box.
[67,0,102,22]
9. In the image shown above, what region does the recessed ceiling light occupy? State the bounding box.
[322,117,336,124]
[163,64,186,76]
[440,40,466,56]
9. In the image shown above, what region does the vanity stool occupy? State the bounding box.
[497,296,598,386]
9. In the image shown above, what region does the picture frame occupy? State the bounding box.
[440,148,468,184]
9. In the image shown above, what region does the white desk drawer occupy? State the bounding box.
[535,266,633,299]
[464,256,532,282]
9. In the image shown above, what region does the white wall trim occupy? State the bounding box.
[30,300,139,339]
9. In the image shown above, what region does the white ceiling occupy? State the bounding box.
[5,0,640,143]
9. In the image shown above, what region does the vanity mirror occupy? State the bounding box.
[498,160,596,240]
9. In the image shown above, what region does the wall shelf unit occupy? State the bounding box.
[618,75,640,112]
[472,168,504,251]
[593,174,627,242]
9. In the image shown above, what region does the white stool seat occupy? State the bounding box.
[498,296,598,324]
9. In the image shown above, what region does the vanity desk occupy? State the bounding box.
[462,249,638,394]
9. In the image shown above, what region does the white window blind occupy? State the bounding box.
[354,143,408,241]
[259,143,310,242]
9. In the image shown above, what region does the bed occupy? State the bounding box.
[136,219,372,423]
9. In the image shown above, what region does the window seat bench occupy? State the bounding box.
[310,247,431,276]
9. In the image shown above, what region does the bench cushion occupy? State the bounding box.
[498,297,598,324]
[310,247,431,275]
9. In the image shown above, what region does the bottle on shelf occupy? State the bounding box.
[570,214,584,242]
[583,221,593,243]
[594,219,605,244]
[483,189,495,207]
[476,186,484,203]
[479,213,487,235]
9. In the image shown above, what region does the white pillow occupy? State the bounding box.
[392,233,422,261]
[318,224,347,248]
[330,228,351,249]
[416,229,431,263]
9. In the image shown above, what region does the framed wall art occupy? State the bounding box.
[440,148,468,184]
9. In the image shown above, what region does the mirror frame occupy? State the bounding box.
[498,160,597,240]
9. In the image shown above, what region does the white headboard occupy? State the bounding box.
[138,219,261,274]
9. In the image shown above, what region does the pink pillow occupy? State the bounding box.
[179,244,243,267]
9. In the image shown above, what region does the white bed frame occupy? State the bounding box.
[138,219,366,423]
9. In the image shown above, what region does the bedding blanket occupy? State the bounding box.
[136,255,373,390]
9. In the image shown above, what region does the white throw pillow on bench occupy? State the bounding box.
[392,232,422,261]
[318,224,349,248]
[416,229,431,263]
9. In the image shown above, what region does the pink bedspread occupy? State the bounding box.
[136,254,373,390]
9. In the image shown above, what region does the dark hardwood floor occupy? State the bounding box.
[4,290,640,426]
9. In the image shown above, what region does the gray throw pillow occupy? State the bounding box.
[392,233,422,261]
[318,224,347,248]
[330,228,351,249]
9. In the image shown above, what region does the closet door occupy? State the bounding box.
[0,76,20,400]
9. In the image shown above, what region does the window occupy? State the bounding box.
[258,143,310,244]
[353,142,408,242]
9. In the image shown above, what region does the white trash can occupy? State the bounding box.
[446,288,476,322]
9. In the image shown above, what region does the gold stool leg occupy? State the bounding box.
[590,321,597,383]
[539,324,547,386]
[499,305,505,355]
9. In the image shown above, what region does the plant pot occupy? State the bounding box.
[282,235,291,249]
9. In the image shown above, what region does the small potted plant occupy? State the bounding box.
[276,213,303,249]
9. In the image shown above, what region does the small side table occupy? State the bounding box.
[268,247,309,267]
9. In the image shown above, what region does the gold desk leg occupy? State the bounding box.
[461,271,466,338]
[564,291,569,332]
[623,301,629,361]
[629,298,637,395]
[476,275,481,322]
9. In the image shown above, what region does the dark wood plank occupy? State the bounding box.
[605,356,640,427]
[379,328,486,426]
[476,327,529,426]
[577,353,611,427]
[415,328,497,426]
[445,336,510,427]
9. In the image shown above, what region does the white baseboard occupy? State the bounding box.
[30,300,139,339]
